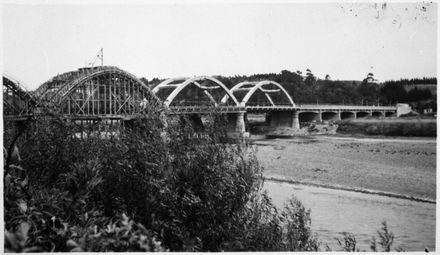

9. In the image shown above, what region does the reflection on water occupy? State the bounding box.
[264,181,435,252]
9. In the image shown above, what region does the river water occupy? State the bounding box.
[264,181,436,252]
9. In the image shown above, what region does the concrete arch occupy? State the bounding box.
[356,111,370,118]
[322,111,339,121]
[372,111,383,117]
[385,111,395,117]
[227,80,295,107]
[299,111,321,123]
[341,111,355,120]
[151,77,187,94]
[153,76,239,107]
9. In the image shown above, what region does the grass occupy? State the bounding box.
[336,117,436,137]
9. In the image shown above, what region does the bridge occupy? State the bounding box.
[3,65,398,135]
[295,104,396,127]
[3,75,37,121]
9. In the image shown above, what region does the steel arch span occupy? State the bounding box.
[152,76,240,107]
[3,75,36,117]
[223,80,295,108]
[35,66,161,117]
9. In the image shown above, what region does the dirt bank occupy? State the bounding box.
[254,136,436,201]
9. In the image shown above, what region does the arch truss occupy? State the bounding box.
[3,75,36,117]
[152,76,240,108]
[223,80,296,108]
[35,66,160,117]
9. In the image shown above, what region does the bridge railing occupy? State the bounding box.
[298,104,396,110]
[169,105,246,114]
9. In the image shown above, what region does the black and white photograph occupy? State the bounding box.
[1,0,437,252]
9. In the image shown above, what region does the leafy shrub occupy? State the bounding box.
[218,191,319,251]
[281,197,320,251]
[370,221,395,252]
[67,214,167,252]
[4,107,321,252]
[336,233,359,252]
[334,221,399,252]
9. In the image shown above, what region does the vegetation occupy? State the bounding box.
[337,118,437,137]
[383,77,437,86]
[4,105,321,252]
[335,221,402,252]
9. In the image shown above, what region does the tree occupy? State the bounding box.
[140,77,149,85]
[380,82,407,104]
[358,79,379,105]
[305,69,316,86]
[366,73,375,83]
[317,80,360,104]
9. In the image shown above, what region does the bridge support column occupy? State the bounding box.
[236,112,245,133]
[292,110,300,129]
[265,113,271,125]
[227,112,246,136]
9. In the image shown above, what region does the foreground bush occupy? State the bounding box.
[335,221,402,252]
[4,109,319,252]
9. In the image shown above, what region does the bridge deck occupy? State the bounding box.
[4,104,398,121]
[297,105,396,111]
[169,106,247,114]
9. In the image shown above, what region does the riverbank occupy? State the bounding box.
[254,135,436,201]
[264,176,435,203]
[337,117,437,137]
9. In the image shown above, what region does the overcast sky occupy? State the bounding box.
[2,1,438,90]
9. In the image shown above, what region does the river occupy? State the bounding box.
[264,180,436,252]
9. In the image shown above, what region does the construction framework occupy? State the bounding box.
[3,75,36,118]
[34,66,161,119]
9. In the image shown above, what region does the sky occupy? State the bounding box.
[1,1,438,90]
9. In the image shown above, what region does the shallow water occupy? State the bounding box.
[264,181,436,252]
